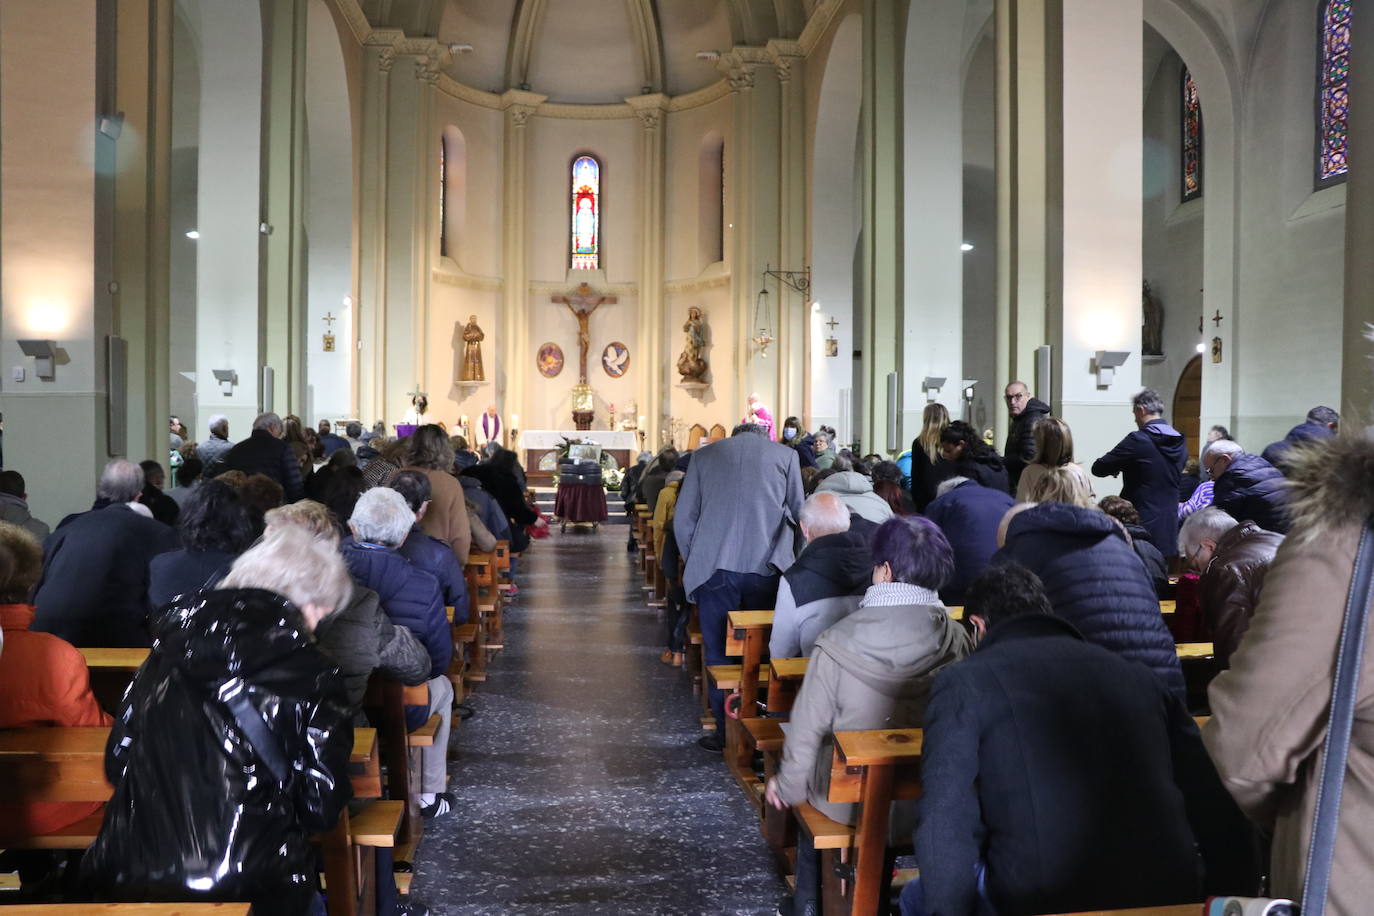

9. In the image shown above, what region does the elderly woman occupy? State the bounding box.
[147,479,259,607]
[402,425,471,567]
[82,527,354,916]
[342,487,455,818]
[766,516,972,916]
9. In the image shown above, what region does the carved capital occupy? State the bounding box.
[509,105,537,126]
[415,54,442,85]
[727,67,755,91]
[377,47,397,74]
[625,92,669,131]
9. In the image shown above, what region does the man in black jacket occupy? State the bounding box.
[33,460,180,647]
[1091,388,1187,556]
[217,412,305,502]
[901,564,1259,916]
[1261,405,1338,474]
[1204,438,1290,534]
[769,492,870,658]
[1002,380,1051,493]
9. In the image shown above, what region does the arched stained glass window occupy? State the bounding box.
[1318,0,1352,185]
[571,155,600,270]
[1181,66,1202,201]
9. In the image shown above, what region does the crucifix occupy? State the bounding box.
[322,312,337,352]
[551,282,618,385]
[825,316,839,332]
[1211,310,1224,327]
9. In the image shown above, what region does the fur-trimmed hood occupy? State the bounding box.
[1285,431,1374,545]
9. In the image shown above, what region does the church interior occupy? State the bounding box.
[2,0,1373,914]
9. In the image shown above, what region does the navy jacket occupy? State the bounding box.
[459,475,512,542]
[996,502,1185,698]
[1091,419,1187,557]
[1213,453,1290,534]
[147,548,237,608]
[340,539,451,677]
[33,505,180,647]
[218,429,306,503]
[318,432,349,457]
[925,480,1016,605]
[1261,419,1335,474]
[1124,523,1170,596]
[915,614,1260,916]
[397,524,469,624]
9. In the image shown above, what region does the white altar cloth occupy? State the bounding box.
[519,429,639,451]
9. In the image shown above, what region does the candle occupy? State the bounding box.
[511,413,519,427]
[637,414,645,429]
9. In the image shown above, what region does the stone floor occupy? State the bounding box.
[410,520,786,915]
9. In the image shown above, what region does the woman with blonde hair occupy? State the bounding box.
[909,403,951,511]
[1022,463,1096,509]
[1016,416,1092,503]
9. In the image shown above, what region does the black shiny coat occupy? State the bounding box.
[82,588,353,916]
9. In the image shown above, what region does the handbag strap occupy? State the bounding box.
[1300,521,1374,916]
[222,682,292,787]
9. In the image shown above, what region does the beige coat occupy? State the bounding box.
[405,467,471,567]
[1204,433,1374,913]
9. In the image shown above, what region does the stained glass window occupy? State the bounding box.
[571,155,600,270]
[439,139,447,256]
[1181,66,1202,201]
[1318,0,1352,185]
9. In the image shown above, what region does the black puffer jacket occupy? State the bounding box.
[82,589,353,916]
[1261,420,1336,474]
[996,502,1185,700]
[1004,397,1052,491]
[1213,454,1290,534]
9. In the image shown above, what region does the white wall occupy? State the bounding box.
[962,32,996,433]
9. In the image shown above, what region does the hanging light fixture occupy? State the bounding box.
[752,285,774,358]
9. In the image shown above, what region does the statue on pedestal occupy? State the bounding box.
[460,315,485,381]
[677,307,708,382]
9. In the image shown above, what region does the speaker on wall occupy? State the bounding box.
[261,366,274,414]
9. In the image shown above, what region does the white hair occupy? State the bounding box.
[1178,506,1239,556]
[218,525,352,615]
[252,412,283,434]
[349,487,415,546]
[799,491,850,538]
[97,459,144,503]
[1204,438,1244,464]
[936,476,970,499]
[207,414,228,431]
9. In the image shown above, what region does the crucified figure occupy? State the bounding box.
[552,283,617,385]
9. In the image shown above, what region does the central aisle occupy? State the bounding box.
[412,522,787,914]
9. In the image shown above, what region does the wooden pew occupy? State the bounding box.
[2,906,254,914]
[0,727,396,916]
[465,551,503,653]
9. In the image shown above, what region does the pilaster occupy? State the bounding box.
[627,93,669,446]
[770,40,807,425]
[358,43,394,423]
[499,89,545,426]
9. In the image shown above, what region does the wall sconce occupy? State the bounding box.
[1093,350,1131,388]
[17,340,58,380]
[212,368,238,397]
[922,376,946,401]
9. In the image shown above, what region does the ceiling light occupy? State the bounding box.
[960,242,974,252]
[1196,342,1206,353]
[185,230,199,240]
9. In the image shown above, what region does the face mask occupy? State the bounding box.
[783,427,797,441]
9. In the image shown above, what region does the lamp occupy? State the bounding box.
[212,368,238,397]
[1093,350,1131,388]
[752,287,774,357]
[922,376,947,401]
[17,340,58,380]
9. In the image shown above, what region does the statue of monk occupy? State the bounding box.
[461,315,485,381]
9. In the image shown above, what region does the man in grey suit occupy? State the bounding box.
[675,423,804,751]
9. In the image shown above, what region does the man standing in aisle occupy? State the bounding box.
[1002,381,1051,493]
[675,422,803,751]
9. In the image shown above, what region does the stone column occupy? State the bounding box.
[499,90,545,428]
[627,93,669,446]
[357,43,394,424]
[113,0,174,462]
[260,0,309,417]
[770,41,807,424]
[1343,0,1374,418]
[860,0,905,452]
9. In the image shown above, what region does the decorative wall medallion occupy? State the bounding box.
[602,341,630,378]
[537,342,564,378]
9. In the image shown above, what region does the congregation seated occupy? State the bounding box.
[902,564,1258,916]
[343,487,455,818]
[810,430,837,469]
[1261,404,1338,474]
[815,467,893,524]
[167,456,203,509]
[361,436,408,488]
[389,469,470,624]
[0,469,50,542]
[1203,438,1291,534]
[451,434,479,472]
[1178,449,1215,520]
[1178,506,1284,668]
[138,459,180,526]
[994,498,1186,698]
[870,460,912,515]
[1099,494,1170,596]
[637,446,678,520]
[652,452,692,664]
[217,411,305,503]
[33,460,179,647]
[924,474,1015,607]
[81,526,355,916]
[265,500,429,709]
[769,492,870,660]
[935,420,1009,493]
[403,425,472,566]
[458,471,512,545]
[147,479,258,608]
[767,515,971,916]
[307,443,359,501]
[0,521,112,845]
[462,446,540,553]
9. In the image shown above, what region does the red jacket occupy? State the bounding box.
[0,603,112,842]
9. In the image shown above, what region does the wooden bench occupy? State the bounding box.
[1,906,254,914]
[1044,908,1200,916]
[0,727,397,916]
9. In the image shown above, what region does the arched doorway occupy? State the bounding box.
[1173,355,1202,459]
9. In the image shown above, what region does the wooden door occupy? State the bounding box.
[1173,355,1202,460]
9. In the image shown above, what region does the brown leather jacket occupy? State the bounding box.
[1199,521,1284,667]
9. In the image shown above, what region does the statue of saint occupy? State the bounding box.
[677,307,708,381]
[1142,282,1164,357]
[461,315,485,381]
